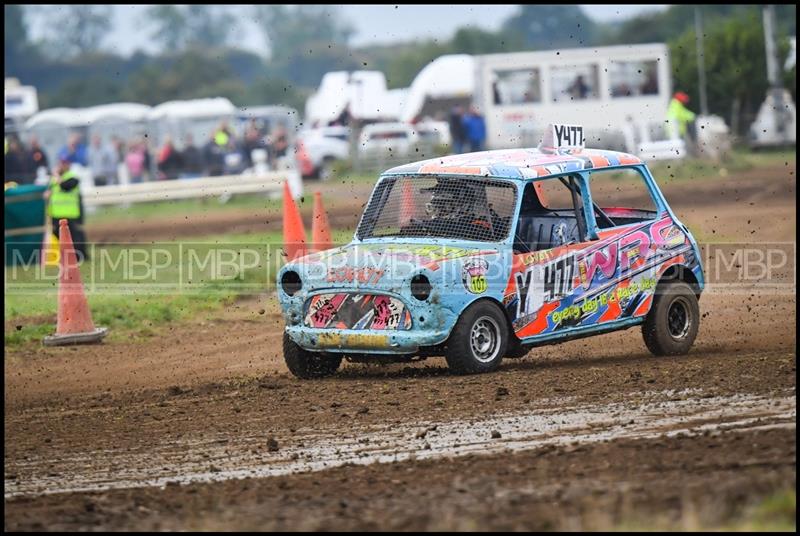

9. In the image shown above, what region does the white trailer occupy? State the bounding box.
[474,44,673,150]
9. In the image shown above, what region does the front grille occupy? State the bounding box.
[304,293,412,330]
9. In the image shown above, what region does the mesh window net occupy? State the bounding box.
[357,175,518,242]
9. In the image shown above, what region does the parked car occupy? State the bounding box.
[414,119,451,148]
[296,126,351,181]
[278,124,704,378]
[358,122,419,157]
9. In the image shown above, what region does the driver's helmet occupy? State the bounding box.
[424,180,475,219]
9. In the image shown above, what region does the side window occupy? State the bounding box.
[534,178,581,211]
[550,64,600,102]
[492,69,542,105]
[514,176,587,253]
[587,167,659,230]
[608,60,660,98]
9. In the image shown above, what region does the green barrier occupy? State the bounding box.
[5,183,48,266]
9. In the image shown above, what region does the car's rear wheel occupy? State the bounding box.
[283,332,342,378]
[642,280,700,356]
[445,301,508,374]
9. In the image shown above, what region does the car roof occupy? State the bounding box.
[382,147,643,181]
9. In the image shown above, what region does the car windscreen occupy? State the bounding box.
[356,175,518,242]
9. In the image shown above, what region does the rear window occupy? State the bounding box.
[357,175,518,242]
[587,167,658,228]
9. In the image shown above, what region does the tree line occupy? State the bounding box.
[4,5,796,135]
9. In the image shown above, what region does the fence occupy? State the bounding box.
[82,169,302,208]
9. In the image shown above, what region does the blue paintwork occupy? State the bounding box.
[278,242,514,353]
[277,156,705,355]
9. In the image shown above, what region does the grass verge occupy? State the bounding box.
[4,228,354,346]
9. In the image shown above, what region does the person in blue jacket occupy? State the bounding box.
[59,133,89,167]
[462,105,487,152]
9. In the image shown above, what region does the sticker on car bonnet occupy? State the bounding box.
[305,293,412,330]
[462,257,489,294]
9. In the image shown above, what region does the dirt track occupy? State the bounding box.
[4,163,797,530]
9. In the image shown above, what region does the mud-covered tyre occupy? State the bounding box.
[445,301,508,374]
[642,281,700,356]
[283,332,342,378]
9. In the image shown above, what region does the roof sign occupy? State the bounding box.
[540,123,585,151]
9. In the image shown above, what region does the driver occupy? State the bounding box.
[424,181,469,220]
[422,181,497,238]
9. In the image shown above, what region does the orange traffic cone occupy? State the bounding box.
[399,179,415,227]
[310,191,332,253]
[43,220,107,346]
[282,181,307,261]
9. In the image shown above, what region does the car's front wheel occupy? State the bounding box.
[445,301,508,374]
[642,280,700,356]
[283,332,342,379]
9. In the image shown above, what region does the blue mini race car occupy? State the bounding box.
[277,125,704,378]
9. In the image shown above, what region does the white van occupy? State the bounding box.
[474,44,672,150]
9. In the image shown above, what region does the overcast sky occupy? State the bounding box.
[29,5,669,56]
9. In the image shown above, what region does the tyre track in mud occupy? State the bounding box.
[5,390,795,498]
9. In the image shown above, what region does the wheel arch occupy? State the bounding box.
[658,264,701,299]
[463,295,519,342]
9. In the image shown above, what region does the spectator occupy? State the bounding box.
[156,136,183,180]
[26,135,49,183]
[204,133,226,177]
[59,132,89,167]
[449,105,466,154]
[111,135,126,162]
[48,153,89,260]
[242,123,267,168]
[567,74,591,100]
[142,137,154,181]
[331,106,350,127]
[666,91,697,147]
[462,105,487,153]
[640,66,659,95]
[4,136,31,184]
[125,139,147,183]
[88,135,118,186]
[492,80,502,105]
[268,124,289,167]
[213,120,234,150]
[211,120,242,175]
[611,83,633,98]
[179,134,205,178]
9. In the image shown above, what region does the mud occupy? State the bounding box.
[5,391,794,498]
[4,163,797,530]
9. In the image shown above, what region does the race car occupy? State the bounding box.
[277,124,704,378]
